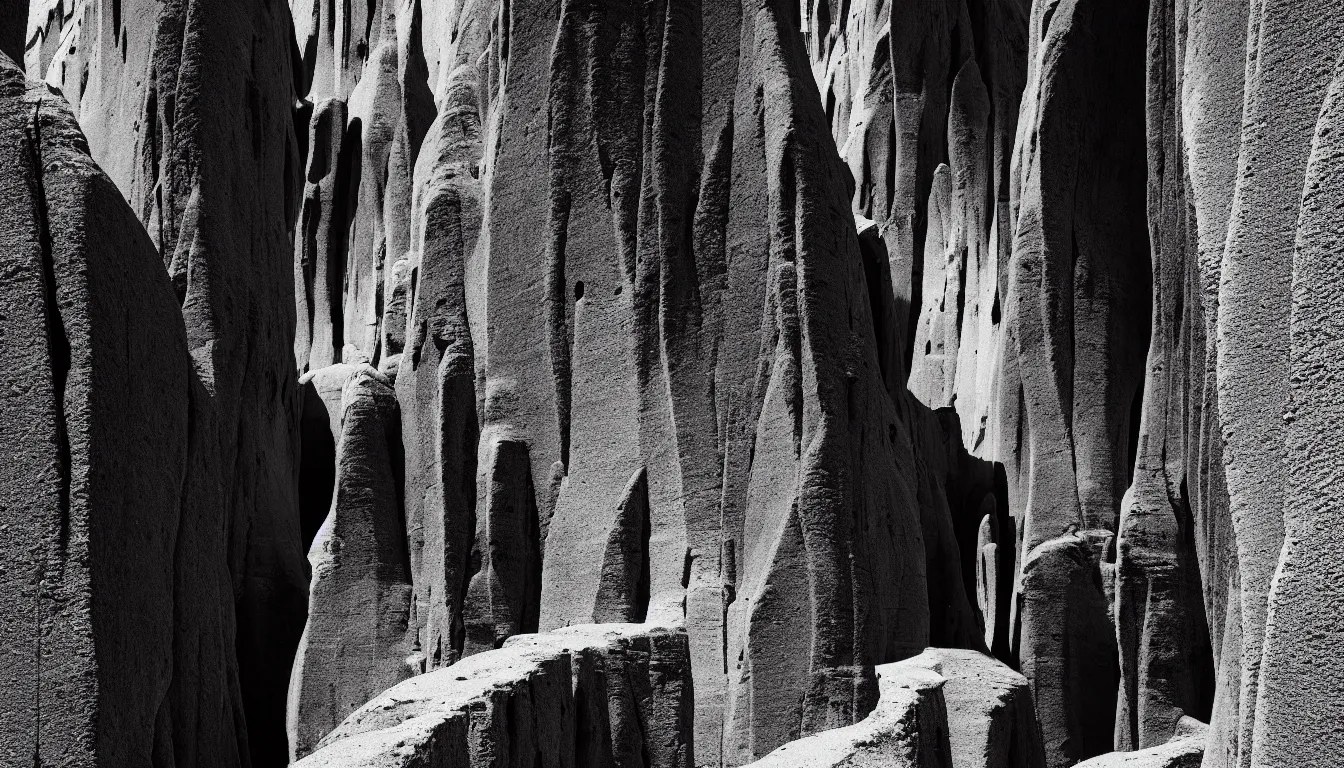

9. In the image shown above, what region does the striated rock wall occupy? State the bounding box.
[8,0,1344,767]
[27,0,310,764]
[285,1,955,764]
[0,55,188,766]
[289,365,414,760]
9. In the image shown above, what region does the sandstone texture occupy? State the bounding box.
[745,660,953,768]
[0,54,188,767]
[5,0,1344,767]
[901,649,1045,768]
[1074,719,1207,768]
[294,623,692,768]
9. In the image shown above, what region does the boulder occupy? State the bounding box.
[902,649,1046,768]
[1074,718,1207,768]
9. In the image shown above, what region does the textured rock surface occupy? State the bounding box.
[1018,536,1118,767]
[901,649,1045,768]
[10,0,1344,767]
[1257,44,1344,768]
[1212,0,1344,761]
[1075,719,1207,768]
[294,623,692,768]
[289,365,413,760]
[0,56,188,767]
[745,660,952,768]
[1112,0,1216,752]
[31,1,310,764]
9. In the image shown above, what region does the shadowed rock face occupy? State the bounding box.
[1,3,22,65]
[12,0,1344,766]
[0,55,188,767]
[27,1,309,765]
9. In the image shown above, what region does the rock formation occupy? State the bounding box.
[294,624,693,768]
[747,660,954,768]
[288,365,413,760]
[0,54,188,766]
[6,0,1344,766]
[1074,718,1207,768]
[24,0,309,764]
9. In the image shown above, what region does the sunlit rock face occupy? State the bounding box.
[8,0,1344,767]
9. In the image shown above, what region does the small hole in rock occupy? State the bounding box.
[575,281,585,300]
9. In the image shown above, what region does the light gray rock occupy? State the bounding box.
[1075,718,1207,767]
[289,365,414,760]
[745,660,951,768]
[396,36,484,671]
[1210,1,1344,766]
[901,649,1046,768]
[1253,46,1344,768]
[294,623,692,768]
[295,98,355,373]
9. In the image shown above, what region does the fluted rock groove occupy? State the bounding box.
[6,0,1344,766]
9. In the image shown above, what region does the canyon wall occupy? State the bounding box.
[3,0,1344,767]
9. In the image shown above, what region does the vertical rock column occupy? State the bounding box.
[399,83,485,668]
[1111,0,1216,750]
[1174,1,1247,765]
[1253,49,1344,768]
[1008,0,1149,763]
[288,366,413,760]
[0,63,189,767]
[721,1,929,761]
[42,1,310,764]
[1213,2,1344,765]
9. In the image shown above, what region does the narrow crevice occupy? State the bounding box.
[955,246,969,338]
[546,191,574,469]
[297,386,336,551]
[1126,379,1143,488]
[27,103,71,565]
[334,117,363,357]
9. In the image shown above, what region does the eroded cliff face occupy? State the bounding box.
[7,0,1344,766]
[22,1,309,765]
[287,1,937,763]
[0,55,188,766]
